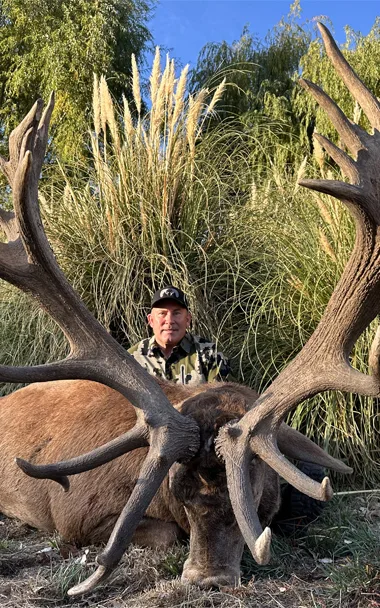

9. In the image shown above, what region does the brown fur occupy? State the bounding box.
[0,379,281,586]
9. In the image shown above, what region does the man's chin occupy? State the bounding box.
[161,333,180,344]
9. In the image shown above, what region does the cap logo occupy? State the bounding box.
[160,288,179,299]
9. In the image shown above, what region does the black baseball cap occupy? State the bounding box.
[151,286,189,309]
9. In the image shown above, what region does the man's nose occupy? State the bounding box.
[165,312,176,323]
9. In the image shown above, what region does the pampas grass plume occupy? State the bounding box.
[294,156,308,193]
[132,53,142,115]
[123,94,134,141]
[313,193,333,226]
[188,89,208,148]
[150,47,161,107]
[319,228,337,262]
[93,74,101,136]
[99,76,119,146]
[206,77,226,116]
[172,64,189,127]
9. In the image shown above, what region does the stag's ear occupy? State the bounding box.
[277,424,352,474]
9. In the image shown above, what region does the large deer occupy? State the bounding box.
[0,23,378,596]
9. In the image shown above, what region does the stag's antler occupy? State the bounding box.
[216,22,380,563]
[0,95,199,593]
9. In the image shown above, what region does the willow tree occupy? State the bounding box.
[189,1,310,174]
[0,0,154,161]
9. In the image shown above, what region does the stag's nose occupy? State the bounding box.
[181,562,241,588]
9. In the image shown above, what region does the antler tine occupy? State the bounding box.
[15,422,149,491]
[215,426,272,565]
[298,176,364,207]
[1,98,44,186]
[277,424,353,474]
[299,78,363,158]
[68,439,177,596]
[317,22,380,131]
[0,100,47,251]
[313,133,359,183]
[217,23,380,562]
[16,93,55,263]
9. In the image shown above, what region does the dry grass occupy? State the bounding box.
[0,494,379,608]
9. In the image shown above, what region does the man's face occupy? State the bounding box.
[147,300,191,349]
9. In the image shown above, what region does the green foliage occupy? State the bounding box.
[50,558,92,598]
[189,2,310,175]
[190,2,309,118]
[189,25,262,117]
[242,494,380,602]
[0,0,154,161]
[159,544,188,577]
[190,9,380,179]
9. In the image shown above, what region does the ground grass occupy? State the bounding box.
[0,494,379,608]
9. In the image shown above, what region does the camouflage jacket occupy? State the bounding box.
[128,333,231,385]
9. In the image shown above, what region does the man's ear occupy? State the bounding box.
[187,311,192,328]
[147,312,154,328]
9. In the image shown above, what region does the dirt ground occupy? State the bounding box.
[0,495,379,608]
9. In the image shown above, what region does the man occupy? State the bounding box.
[128,286,231,385]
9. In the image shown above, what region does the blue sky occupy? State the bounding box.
[148,1,379,68]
